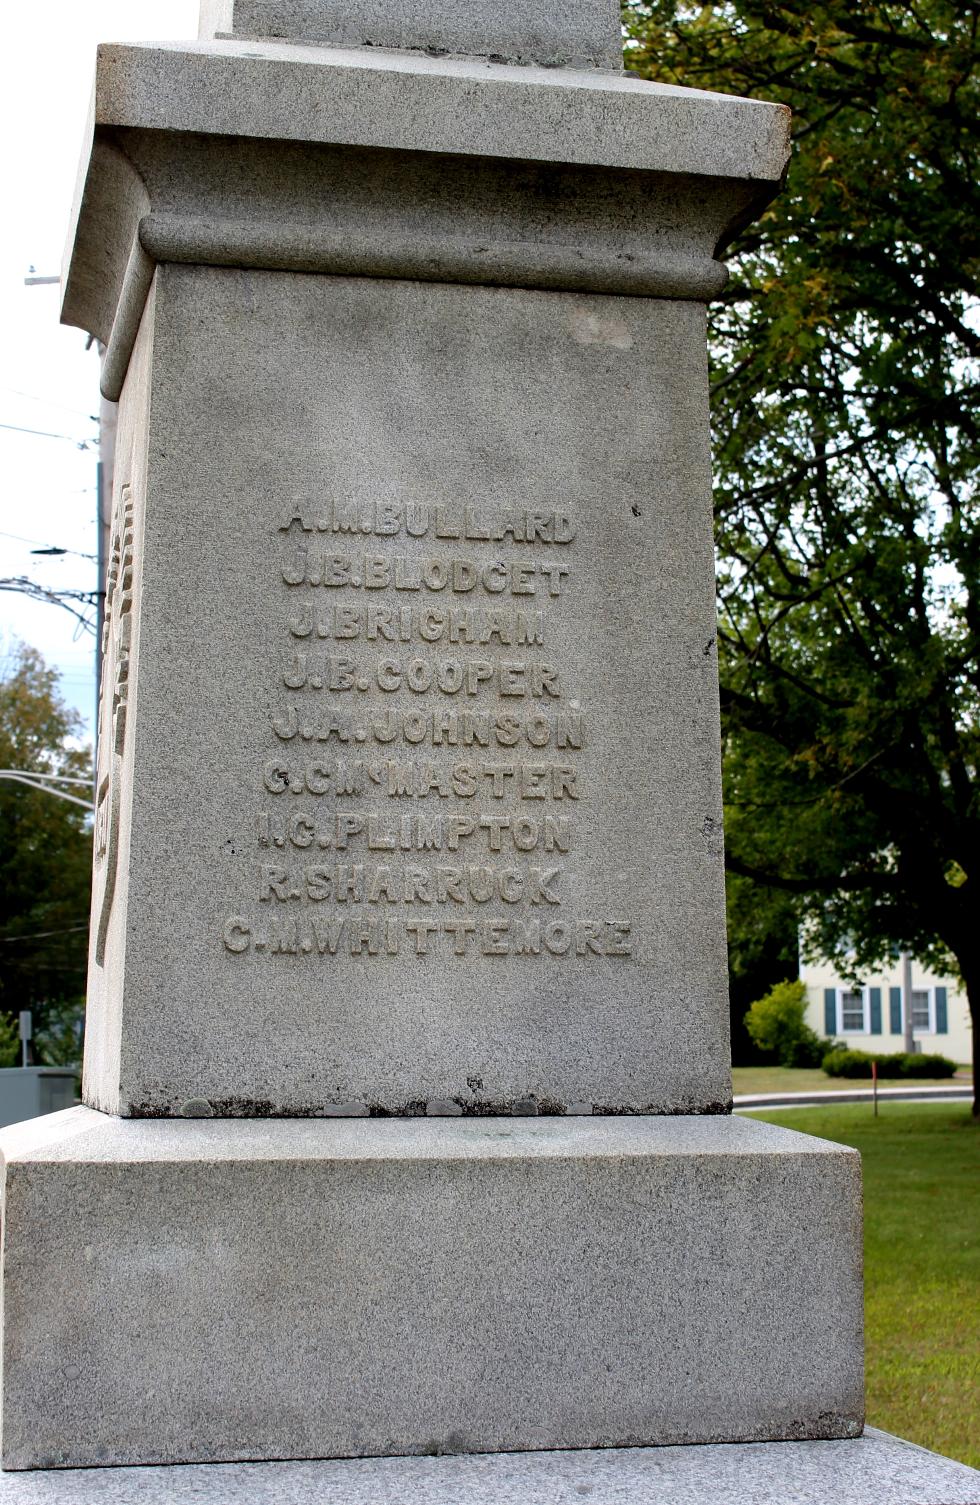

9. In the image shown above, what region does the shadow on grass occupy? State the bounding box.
[747,1103,979,1468]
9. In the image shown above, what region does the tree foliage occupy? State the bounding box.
[0,643,92,1035]
[0,1013,18,1070]
[623,2,979,1096]
[744,977,827,1065]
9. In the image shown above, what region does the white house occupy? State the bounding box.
[802,955,972,1065]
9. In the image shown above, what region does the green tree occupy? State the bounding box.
[622,3,979,1105]
[0,1013,18,1069]
[726,869,799,1062]
[744,977,826,1065]
[0,643,92,1039]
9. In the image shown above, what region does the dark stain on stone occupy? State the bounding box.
[630,503,642,517]
[592,1099,732,1117]
[530,1096,570,1115]
[366,1101,427,1118]
[127,1096,734,1118]
[129,1097,278,1118]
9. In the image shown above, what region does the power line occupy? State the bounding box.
[0,387,98,423]
[0,578,99,634]
[0,924,88,945]
[0,421,92,448]
[0,772,93,809]
[0,771,91,787]
[0,530,97,561]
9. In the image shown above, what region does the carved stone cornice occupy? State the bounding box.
[62,39,791,398]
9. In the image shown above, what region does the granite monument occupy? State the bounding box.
[0,0,875,1480]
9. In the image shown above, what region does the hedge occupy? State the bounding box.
[822,1049,957,1080]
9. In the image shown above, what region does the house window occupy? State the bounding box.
[838,988,868,1033]
[911,989,934,1033]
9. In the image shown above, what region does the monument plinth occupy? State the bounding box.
[0,0,871,1478]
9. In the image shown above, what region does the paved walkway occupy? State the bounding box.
[735,1084,973,1110]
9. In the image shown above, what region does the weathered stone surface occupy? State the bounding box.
[0,1431,978,1504]
[81,264,732,1118]
[73,39,791,189]
[198,0,625,69]
[0,1109,863,1470]
[59,51,793,1130]
[61,39,791,391]
[15,10,882,1480]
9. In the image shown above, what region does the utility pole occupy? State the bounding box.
[901,950,915,1054]
[95,371,117,772]
[18,1012,31,1069]
[23,271,110,767]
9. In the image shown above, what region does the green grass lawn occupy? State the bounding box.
[747,1103,980,1467]
[732,1064,972,1096]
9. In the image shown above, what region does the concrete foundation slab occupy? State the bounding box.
[0,1431,976,1503]
[0,1109,863,1470]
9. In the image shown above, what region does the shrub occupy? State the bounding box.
[823,1050,875,1078]
[0,1013,18,1068]
[784,1031,830,1069]
[899,1053,957,1080]
[33,997,85,1071]
[823,1050,957,1080]
[744,979,827,1067]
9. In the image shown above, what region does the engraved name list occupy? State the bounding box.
[223,499,632,961]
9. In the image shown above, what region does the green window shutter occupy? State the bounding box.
[824,988,837,1035]
[935,987,948,1034]
[869,987,882,1034]
[889,987,902,1034]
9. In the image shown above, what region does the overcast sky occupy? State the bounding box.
[1,3,199,741]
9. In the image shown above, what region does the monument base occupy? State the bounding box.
[0,1108,862,1471]
[0,1431,977,1504]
